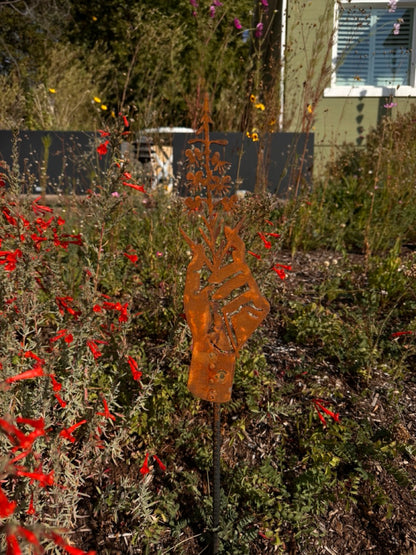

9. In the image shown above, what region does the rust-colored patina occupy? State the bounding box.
[182,94,269,403]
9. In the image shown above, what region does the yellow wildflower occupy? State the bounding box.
[252,133,259,142]
[250,94,256,103]
[307,104,313,114]
[92,16,98,21]
[101,104,108,111]
[48,88,56,94]
[93,96,101,103]
[255,102,265,111]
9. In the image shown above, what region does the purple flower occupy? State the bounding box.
[384,102,398,109]
[255,22,264,38]
[233,18,242,30]
[213,0,223,5]
[393,21,400,35]
[261,0,269,8]
[388,0,397,13]
[209,5,215,17]
[189,0,198,6]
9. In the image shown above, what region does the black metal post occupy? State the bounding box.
[212,402,221,554]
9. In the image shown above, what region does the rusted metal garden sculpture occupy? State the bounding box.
[182,94,269,552]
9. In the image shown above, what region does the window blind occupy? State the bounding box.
[336,7,413,86]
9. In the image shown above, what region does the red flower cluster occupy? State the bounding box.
[0,248,22,271]
[93,296,129,323]
[140,452,166,475]
[50,329,74,344]
[272,263,292,280]
[313,399,340,427]
[56,296,81,320]
[5,526,96,554]
[86,339,107,360]
[250,222,291,280]
[121,171,146,193]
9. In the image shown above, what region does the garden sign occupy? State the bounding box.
[181,94,269,552]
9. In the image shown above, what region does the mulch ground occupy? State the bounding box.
[262,250,416,555]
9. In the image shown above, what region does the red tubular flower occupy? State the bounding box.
[31,233,48,250]
[97,140,109,158]
[27,493,36,515]
[35,215,54,231]
[272,263,291,280]
[56,297,81,319]
[140,453,150,475]
[127,356,142,381]
[48,532,96,555]
[257,232,272,249]
[96,398,116,421]
[6,534,21,555]
[123,253,138,264]
[118,303,128,323]
[248,251,261,259]
[98,129,111,137]
[153,454,166,472]
[15,417,45,430]
[54,393,67,408]
[16,526,41,548]
[313,399,340,427]
[87,340,103,360]
[19,215,30,228]
[50,329,68,343]
[32,197,53,215]
[5,364,44,383]
[264,232,280,238]
[15,467,54,487]
[0,486,17,517]
[50,329,73,345]
[3,208,17,226]
[59,420,87,443]
[24,351,45,364]
[49,374,62,391]
[53,231,83,249]
[391,330,413,338]
[0,417,44,452]
[122,181,146,193]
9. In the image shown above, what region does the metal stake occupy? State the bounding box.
[212,402,221,554]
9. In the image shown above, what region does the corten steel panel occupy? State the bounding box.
[182,95,270,403]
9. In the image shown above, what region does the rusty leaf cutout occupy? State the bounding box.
[182,94,269,403]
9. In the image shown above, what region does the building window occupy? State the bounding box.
[325,2,416,96]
